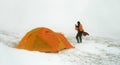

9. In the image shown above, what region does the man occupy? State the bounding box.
[75,21,84,43]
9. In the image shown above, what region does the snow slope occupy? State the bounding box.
[0,31,120,65]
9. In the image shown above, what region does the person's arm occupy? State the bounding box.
[75,24,77,27]
[75,24,79,30]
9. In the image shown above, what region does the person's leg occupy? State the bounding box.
[76,32,79,43]
[79,32,82,43]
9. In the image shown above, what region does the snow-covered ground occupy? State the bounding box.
[0,31,120,65]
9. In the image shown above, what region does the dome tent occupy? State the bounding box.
[16,27,74,52]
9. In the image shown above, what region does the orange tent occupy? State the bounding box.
[16,27,74,52]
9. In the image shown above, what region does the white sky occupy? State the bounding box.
[0,0,120,39]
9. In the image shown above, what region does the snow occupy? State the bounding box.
[0,31,120,65]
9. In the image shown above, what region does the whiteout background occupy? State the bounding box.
[0,0,120,65]
[0,0,120,39]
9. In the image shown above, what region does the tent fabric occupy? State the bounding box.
[16,27,74,52]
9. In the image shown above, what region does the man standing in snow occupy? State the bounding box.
[75,21,84,43]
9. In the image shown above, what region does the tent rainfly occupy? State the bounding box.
[16,27,74,52]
